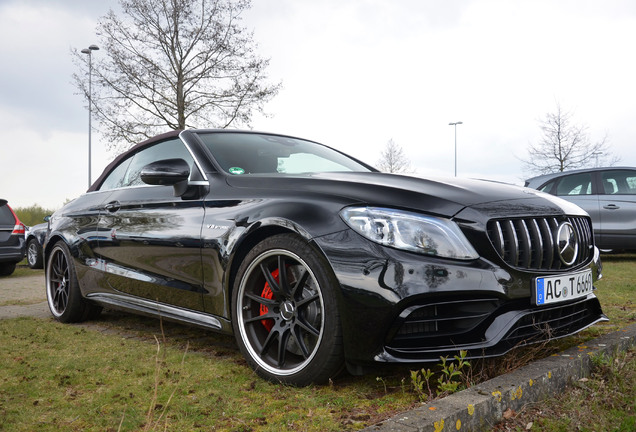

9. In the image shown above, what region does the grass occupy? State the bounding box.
[0,254,634,431]
[494,347,636,432]
[12,267,43,278]
[592,253,636,330]
[493,252,636,431]
[0,317,415,431]
[7,261,43,278]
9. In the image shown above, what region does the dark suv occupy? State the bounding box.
[0,199,26,276]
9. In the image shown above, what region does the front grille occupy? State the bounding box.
[487,216,593,270]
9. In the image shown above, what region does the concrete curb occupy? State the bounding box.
[363,323,636,432]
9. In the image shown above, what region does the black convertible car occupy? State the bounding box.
[45,129,607,385]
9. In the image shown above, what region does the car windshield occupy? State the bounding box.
[195,132,372,175]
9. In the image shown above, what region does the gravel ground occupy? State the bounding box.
[0,273,50,319]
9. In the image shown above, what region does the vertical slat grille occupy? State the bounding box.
[487,216,593,270]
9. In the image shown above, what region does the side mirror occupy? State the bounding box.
[141,158,191,196]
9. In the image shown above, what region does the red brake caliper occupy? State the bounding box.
[260,269,279,332]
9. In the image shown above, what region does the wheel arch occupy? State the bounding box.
[43,233,74,263]
[225,219,337,320]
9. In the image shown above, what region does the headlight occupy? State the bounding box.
[340,207,479,260]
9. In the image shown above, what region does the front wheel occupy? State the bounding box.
[232,234,344,385]
[46,241,101,322]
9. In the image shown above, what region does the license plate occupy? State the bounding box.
[535,270,593,306]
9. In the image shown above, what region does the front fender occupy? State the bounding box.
[200,198,352,320]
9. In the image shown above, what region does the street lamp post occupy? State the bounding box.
[449,121,463,177]
[81,44,99,188]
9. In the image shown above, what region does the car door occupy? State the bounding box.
[595,169,636,250]
[553,171,600,226]
[94,138,207,311]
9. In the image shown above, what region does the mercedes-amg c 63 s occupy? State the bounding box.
[45,130,607,385]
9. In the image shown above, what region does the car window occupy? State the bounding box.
[601,170,636,195]
[125,139,196,187]
[0,204,14,226]
[196,132,371,175]
[99,158,133,191]
[99,138,197,191]
[555,173,592,196]
[538,180,556,193]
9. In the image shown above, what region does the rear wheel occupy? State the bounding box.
[0,262,16,276]
[27,239,43,269]
[46,241,101,322]
[232,234,344,385]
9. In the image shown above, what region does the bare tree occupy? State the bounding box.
[376,139,413,174]
[522,103,619,175]
[73,0,281,152]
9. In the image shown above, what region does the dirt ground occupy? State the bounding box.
[0,273,50,319]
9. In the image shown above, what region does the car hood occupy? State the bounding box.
[224,172,583,218]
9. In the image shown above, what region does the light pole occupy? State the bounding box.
[449,121,463,177]
[81,44,99,188]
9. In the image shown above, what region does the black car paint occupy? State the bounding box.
[314,200,603,365]
[45,130,607,374]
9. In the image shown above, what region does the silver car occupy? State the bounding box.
[525,167,636,251]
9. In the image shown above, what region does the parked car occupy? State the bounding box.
[45,130,607,385]
[0,199,26,276]
[525,167,636,251]
[25,221,48,269]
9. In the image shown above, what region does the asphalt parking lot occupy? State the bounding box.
[0,273,49,319]
[2,272,634,431]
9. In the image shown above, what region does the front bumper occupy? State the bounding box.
[314,230,607,366]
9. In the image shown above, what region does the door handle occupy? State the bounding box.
[603,204,620,210]
[104,201,121,212]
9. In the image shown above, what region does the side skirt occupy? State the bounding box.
[86,292,232,333]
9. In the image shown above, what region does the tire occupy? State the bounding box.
[232,234,344,386]
[0,262,16,276]
[27,238,43,269]
[46,241,101,322]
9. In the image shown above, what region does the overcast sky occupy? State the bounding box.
[1,0,635,211]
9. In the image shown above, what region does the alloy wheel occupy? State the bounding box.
[236,249,325,377]
[47,247,70,316]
